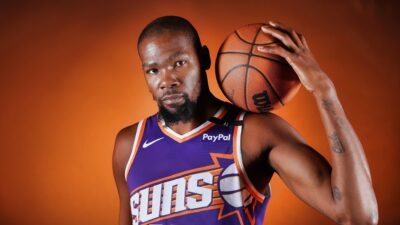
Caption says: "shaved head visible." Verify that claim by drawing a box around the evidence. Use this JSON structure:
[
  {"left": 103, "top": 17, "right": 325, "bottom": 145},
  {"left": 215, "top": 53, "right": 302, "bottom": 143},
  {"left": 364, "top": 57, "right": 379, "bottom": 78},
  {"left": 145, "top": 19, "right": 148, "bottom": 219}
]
[{"left": 137, "top": 16, "right": 202, "bottom": 54}]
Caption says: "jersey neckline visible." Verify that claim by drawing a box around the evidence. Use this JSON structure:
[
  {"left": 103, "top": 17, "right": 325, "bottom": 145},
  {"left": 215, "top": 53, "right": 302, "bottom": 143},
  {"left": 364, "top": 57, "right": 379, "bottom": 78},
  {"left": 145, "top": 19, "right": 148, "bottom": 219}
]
[{"left": 157, "top": 103, "right": 228, "bottom": 143}]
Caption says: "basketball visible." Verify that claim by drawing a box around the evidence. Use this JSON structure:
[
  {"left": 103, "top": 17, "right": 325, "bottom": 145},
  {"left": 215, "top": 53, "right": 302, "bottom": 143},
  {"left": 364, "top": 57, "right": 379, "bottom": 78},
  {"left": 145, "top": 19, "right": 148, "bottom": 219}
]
[{"left": 216, "top": 23, "right": 301, "bottom": 112}]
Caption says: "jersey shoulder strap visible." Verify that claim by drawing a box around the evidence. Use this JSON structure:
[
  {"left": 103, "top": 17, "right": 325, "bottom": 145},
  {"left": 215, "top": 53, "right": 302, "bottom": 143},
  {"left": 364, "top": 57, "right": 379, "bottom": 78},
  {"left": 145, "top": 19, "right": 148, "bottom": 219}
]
[{"left": 208, "top": 104, "right": 244, "bottom": 127}]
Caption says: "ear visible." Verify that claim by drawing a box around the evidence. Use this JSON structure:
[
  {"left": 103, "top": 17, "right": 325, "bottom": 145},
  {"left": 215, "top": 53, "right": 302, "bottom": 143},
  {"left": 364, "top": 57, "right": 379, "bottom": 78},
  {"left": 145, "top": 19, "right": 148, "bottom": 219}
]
[{"left": 200, "top": 45, "right": 211, "bottom": 70}]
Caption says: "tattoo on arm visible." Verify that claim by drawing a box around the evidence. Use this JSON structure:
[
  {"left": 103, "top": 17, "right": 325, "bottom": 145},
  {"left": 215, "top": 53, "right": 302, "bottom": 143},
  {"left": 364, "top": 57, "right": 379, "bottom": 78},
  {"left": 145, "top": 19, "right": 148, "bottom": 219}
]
[
  {"left": 322, "top": 98, "right": 347, "bottom": 129},
  {"left": 332, "top": 186, "right": 342, "bottom": 201},
  {"left": 322, "top": 99, "right": 334, "bottom": 114},
  {"left": 329, "top": 132, "right": 345, "bottom": 153}
]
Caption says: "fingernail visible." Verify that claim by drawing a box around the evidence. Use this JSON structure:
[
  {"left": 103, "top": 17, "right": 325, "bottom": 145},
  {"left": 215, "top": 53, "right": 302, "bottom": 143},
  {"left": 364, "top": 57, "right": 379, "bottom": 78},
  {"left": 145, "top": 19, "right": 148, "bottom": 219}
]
[
  {"left": 261, "top": 26, "right": 270, "bottom": 31},
  {"left": 269, "top": 21, "right": 276, "bottom": 26}
]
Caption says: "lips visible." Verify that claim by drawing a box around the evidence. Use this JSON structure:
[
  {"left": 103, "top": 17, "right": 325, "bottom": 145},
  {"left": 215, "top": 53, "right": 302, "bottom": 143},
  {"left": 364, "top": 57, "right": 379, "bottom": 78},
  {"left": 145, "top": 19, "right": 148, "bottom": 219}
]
[
  {"left": 161, "top": 93, "right": 184, "bottom": 101},
  {"left": 161, "top": 93, "right": 185, "bottom": 106}
]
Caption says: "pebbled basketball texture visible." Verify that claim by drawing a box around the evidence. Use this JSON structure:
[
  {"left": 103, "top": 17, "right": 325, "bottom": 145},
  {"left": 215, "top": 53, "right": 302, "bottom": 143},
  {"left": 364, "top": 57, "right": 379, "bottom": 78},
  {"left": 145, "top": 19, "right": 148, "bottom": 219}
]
[{"left": 216, "top": 23, "right": 301, "bottom": 112}]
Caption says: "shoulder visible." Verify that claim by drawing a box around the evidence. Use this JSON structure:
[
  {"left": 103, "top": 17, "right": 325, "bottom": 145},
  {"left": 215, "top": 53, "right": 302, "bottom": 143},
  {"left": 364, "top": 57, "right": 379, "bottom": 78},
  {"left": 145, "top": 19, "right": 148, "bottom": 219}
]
[
  {"left": 112, "top": 123, "right": 140, "bottom": 179},
  {"left": 115, "top": 123, "right": 138, "bottom": 150},
  {"left": 241, "top": 111, "right": 307, "bottom": 155}
]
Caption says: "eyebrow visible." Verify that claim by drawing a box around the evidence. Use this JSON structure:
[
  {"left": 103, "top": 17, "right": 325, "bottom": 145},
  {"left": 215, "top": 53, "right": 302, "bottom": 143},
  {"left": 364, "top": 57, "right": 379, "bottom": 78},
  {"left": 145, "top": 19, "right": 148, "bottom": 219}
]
[
  {"left": 167, "top": 50, "right": 187, "bottom": 61},
  {"left": 142, "top": 62, "right": 157, "bottom": 68},
  {"left": 142, "top": 50, "right": 188, "bottom": 68}
]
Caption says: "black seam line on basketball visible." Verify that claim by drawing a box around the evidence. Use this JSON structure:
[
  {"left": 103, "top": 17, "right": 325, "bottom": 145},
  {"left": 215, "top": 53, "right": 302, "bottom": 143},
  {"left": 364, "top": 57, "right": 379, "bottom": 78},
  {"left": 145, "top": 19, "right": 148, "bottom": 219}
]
[
  {"left": 244, "top": 27, "right": 263, "bottom": 111},
  {"left": 220, "top": 64, "right": 248, "bottom": 85},
  {"left": 220, "top": 187, "right": 246, "bottom": 195},
  {"left": 218, "top": 51, "right": 289, "bottom": 66},
  {"left": 248, "top": 65, "right": 284, "bottom": 106},
  {"left": 234, "top": 31, "right": 278, "bottom": 46}
]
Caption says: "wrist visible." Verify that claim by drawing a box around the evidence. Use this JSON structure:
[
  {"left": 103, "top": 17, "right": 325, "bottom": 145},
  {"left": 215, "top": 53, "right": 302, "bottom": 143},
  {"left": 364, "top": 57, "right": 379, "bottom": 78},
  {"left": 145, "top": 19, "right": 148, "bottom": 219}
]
[{"left": 311, "top": 77, "right": 337, "bottom": 100}]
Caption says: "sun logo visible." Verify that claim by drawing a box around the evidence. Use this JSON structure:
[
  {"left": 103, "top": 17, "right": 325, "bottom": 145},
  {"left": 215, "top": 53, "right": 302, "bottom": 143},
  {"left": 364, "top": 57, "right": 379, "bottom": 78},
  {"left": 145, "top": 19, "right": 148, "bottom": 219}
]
[
  {"left": 219, "top": 163, "right": 254, "bottom": 208},
  {"left": 128, "top": 153, "right": 258, "bottom": 225}
]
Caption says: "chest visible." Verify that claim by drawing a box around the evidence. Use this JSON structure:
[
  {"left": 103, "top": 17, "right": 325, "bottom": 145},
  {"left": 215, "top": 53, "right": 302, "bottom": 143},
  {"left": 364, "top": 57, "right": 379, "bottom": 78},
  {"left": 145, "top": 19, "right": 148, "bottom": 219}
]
[{"left": 126, "top": 119, "right": 236, "bottom": 191}]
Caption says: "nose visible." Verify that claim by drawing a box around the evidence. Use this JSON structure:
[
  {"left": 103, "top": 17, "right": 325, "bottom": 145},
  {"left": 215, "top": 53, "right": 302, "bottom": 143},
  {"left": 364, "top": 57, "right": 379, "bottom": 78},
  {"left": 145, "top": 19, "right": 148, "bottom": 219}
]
[{"left": 159, "top": 67, "right": 180, "bottom": 90}]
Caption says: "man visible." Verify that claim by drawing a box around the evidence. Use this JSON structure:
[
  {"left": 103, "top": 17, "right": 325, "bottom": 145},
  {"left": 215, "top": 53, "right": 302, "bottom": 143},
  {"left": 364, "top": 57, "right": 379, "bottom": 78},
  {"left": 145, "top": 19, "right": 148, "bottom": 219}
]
[{"left": 113, "top": 16, "right": 378, "bottom": 225}]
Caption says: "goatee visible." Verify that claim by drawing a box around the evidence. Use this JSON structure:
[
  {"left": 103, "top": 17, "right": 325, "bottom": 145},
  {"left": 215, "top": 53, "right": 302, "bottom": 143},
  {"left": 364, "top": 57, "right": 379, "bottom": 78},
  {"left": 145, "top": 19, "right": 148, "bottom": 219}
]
[{"left": 157, "top": 93, "right": 198, "bottom": 124}]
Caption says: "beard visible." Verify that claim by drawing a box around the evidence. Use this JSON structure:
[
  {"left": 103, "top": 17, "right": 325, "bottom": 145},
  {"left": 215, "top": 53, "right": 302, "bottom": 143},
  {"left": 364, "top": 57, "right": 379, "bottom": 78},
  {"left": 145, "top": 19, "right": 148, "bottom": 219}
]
[{"left": 157, "top": 92, "right": 198, "bottom": 124}]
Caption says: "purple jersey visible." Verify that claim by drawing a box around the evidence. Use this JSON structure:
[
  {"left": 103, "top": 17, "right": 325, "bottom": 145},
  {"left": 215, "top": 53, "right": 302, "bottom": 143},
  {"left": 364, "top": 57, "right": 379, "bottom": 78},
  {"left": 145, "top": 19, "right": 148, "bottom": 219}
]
[{"left": 125, "top": 104, "right": 271, "bottom": 225}]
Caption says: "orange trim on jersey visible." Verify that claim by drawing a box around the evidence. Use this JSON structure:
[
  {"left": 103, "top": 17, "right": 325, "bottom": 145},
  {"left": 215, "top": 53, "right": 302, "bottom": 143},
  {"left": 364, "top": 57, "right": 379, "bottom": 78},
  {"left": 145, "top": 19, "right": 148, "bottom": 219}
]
[
  {"left": 157, "top": 105, "right": 229, "bottom": 143},
  {"left": 216, "top": 202, "right": 245, "bottom": 225},
  {"left": 244, "top": 200, "right": 258, "bottom": 225},
  {"left": 164, "top": 190, "right": 221, "bottom": 208},
  {"left": 124, "top": 118, "right": 147, "bottom": 181},
  {"left": 172, "top": 190, "right": 219, "bottom": 198},
  {"left": 212, "top": 197, "right": 224, "bottom": 205},
  {"left": 232, "top": 112, "right": 265, "bottom": 203}
]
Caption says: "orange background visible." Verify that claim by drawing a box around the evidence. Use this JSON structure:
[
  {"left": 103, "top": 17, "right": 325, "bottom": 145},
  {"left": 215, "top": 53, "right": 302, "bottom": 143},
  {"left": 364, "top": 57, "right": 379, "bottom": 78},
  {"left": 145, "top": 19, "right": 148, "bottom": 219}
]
[{"left": 0, "top": 1, "right": 399, "bottom": 225}]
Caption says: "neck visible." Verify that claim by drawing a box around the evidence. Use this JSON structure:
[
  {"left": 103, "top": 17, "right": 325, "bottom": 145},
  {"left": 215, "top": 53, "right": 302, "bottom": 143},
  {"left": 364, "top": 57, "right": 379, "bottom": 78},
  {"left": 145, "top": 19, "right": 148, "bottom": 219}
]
[{"left": 165, "top": 88, "right": 224, "bottom": 135}]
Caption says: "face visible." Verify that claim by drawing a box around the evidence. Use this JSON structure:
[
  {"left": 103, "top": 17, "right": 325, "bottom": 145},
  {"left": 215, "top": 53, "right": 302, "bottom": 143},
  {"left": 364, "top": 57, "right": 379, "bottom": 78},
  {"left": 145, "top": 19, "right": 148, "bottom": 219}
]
[{"left": 138, "top": 31, "right": 203, "bottom": 122}]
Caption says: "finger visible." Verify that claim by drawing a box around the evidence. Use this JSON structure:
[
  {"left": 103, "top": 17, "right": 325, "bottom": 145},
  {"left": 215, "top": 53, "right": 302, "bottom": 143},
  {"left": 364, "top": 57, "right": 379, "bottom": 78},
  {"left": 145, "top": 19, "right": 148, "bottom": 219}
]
[
  {"left": 261, "top": 25, "right": 297, "bottom": 51},
  {"left": 291, "top": 30, "right": 303, "bottom": 49},
  {"left": 269, "top": 21, "right": 303, "bottom": 48},
  {"left": 268, "top": 21, "right": 290, "bottom": 32},
  {"left": 257, "top": 45, "right": 292, "bottom": 59},
  {"left": 299, "top": 34, "right": 309, "bottom": 49}
]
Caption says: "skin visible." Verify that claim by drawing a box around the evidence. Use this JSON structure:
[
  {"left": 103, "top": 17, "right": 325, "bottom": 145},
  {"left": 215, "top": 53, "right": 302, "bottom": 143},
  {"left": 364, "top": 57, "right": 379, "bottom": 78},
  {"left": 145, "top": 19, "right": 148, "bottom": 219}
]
[{"left": 113, "top": 21, "right": 378, "bottom": 225}]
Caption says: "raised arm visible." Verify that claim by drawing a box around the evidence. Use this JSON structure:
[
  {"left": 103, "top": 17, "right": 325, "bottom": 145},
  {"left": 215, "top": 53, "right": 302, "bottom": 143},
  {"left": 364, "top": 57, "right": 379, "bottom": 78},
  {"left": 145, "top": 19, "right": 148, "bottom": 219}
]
[{"left": 256, "top": 21, "right": 378, "bottom": 225}]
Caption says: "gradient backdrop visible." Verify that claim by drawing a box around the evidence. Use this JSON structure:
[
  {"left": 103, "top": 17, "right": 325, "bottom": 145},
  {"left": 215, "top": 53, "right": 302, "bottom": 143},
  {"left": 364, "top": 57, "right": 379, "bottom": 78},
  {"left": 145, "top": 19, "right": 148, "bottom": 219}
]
[{"left": 0, "top": 1, "right": 399, "bottom": 225}]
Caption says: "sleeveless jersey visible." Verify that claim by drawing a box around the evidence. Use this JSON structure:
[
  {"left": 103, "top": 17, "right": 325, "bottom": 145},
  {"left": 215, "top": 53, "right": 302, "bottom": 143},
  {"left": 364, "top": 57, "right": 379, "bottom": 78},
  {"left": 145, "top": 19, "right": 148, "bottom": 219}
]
[{"left": 125, "top": 104, "right": 271, "bottom": 225}]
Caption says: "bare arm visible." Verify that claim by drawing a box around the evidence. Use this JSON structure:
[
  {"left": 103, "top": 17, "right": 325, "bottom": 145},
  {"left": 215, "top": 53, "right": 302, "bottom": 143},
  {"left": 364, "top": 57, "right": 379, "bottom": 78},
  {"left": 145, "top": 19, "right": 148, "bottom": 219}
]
[
  {"left": 256, "top": 21, "right": 378, "bottom": 225},
  {"left": 315, "top": 87, "right": 377, "bottom": 224},
  {"left": 112, "top": 125, "right": 137, "bottom": 225}
]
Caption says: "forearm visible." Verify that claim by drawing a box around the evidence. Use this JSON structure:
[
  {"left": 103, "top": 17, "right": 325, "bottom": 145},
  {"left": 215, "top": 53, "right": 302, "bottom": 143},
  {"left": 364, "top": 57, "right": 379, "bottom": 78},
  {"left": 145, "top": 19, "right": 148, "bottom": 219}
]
[
  {"left": 256, "top": 20, "right": 378, "bottom": 224},
  {"left": 313, "top": 76, "right": 378, "bottom": 224}
]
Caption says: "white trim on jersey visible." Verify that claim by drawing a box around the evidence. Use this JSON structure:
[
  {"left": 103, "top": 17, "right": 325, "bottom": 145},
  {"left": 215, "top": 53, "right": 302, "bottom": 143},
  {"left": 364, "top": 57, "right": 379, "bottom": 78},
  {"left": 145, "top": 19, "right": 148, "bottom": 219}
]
[
  {"left": 235, "top": 111, "right": 270, "bottom": 201},
  {"left": 159, "top": 104, "right": 226, "bottom": 140},
  {"left": 125, "top": 119, "right": 144, "bottom": 181}
]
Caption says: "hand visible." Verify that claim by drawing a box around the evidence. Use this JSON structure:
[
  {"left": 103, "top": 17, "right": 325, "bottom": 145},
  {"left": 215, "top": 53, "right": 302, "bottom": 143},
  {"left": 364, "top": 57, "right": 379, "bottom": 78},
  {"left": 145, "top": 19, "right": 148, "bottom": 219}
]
[{"left": 257, "top": 21, "right": 334, "bottom": 96}]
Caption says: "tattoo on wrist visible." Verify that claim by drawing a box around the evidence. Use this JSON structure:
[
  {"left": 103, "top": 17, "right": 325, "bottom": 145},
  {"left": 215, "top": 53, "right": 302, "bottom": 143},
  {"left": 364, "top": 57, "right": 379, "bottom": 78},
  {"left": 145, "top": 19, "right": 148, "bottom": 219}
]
[
  {"left": 329, "top": 132, "right": 345, "bottom": 153},
  {"left": 332, "top": 186, "right": 342, "bottom": 201}
]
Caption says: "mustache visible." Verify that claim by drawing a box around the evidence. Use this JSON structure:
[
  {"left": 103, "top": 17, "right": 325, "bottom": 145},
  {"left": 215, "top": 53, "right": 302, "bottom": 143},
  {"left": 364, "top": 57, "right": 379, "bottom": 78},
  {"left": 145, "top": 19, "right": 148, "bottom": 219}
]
[{"left": 159, "top": 90, "right": 186, "bottom": 100}]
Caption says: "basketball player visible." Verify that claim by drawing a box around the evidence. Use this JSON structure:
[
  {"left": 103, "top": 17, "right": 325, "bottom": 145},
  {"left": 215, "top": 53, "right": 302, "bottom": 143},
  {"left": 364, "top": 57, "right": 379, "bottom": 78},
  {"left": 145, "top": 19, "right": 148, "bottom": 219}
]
[{"left": 112, "top": 16, "right": 378, "bottom": 225}]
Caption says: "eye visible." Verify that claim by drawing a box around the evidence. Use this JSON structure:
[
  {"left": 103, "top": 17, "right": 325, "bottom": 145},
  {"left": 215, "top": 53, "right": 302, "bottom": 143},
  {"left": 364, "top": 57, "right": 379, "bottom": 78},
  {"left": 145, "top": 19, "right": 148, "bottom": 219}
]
[
  {"left": 146, "top": 68, "right": 158, "bottom": 75},
  {"left": 174, "top": 60, "right": 186, "bottom": 68}
]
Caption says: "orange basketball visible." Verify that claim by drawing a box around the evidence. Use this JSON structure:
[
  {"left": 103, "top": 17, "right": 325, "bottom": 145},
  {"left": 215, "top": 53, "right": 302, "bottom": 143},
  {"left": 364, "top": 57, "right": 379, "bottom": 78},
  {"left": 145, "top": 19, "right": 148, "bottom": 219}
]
[{"left": 216, "top": 23, "right": 301, "bottom": 112}]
